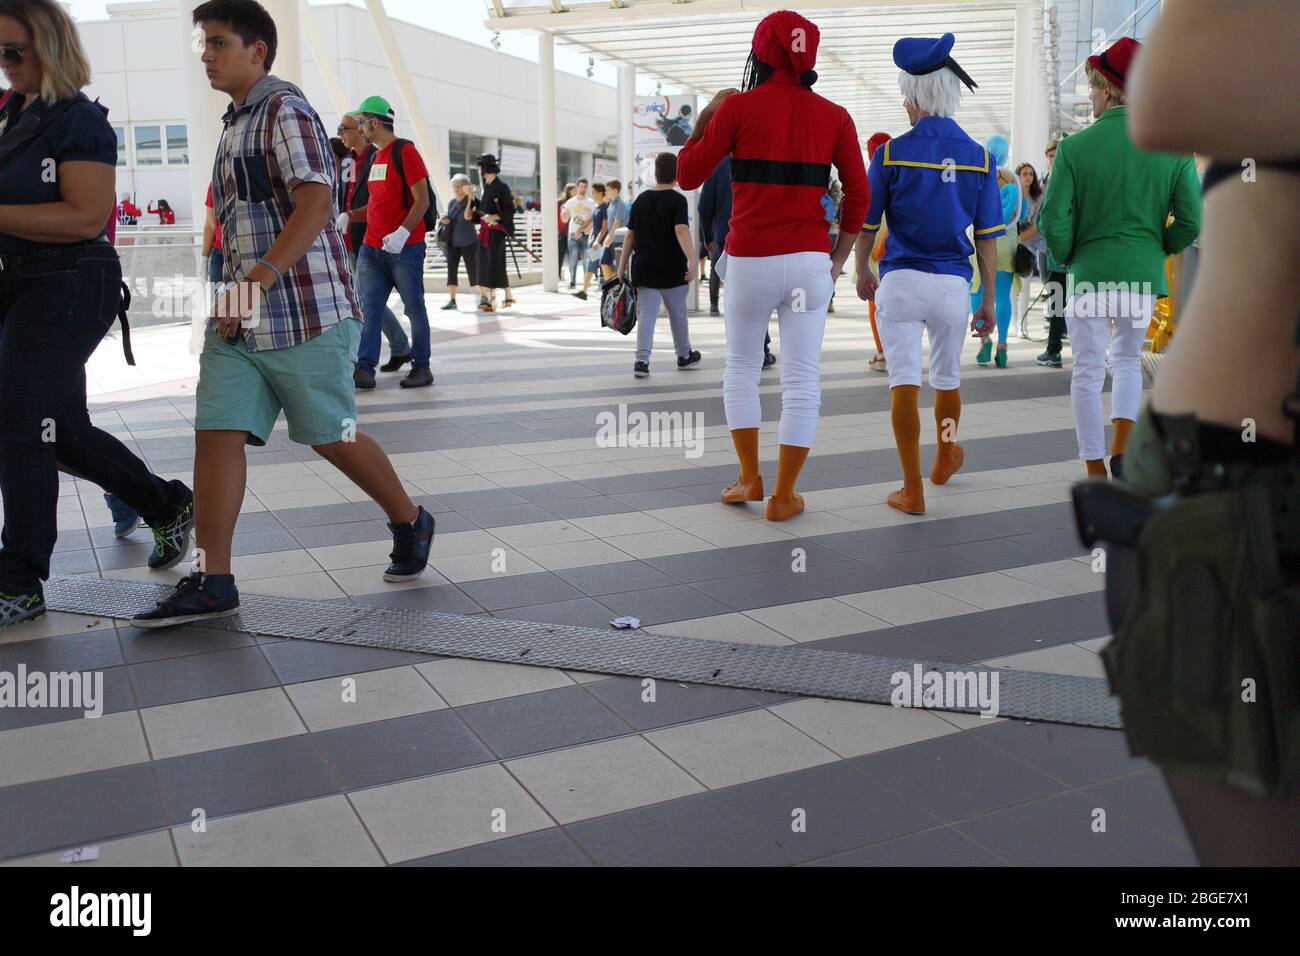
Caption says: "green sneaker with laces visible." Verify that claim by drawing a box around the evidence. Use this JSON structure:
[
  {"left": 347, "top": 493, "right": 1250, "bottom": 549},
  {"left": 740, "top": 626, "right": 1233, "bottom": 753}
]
[{"left": 0, "top": 588, "right": 45, "bottom": 628}]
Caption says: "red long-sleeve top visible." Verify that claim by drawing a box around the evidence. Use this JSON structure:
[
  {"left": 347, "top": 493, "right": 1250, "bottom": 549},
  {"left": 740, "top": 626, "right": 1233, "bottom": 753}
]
[{"left": 676, "top": 70, "right": 868, "bottom": 258}]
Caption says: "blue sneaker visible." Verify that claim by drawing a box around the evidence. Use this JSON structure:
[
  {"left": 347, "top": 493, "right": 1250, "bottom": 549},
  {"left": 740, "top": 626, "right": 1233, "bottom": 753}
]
[
  {"left": 104, "top": 493, "right": 141, "bottom": 539},
  {"left": 384, "top": 506, "right": 435, "bottom": 582},
  {"left": 0, "top": 587, "right": 45, "bottom": 628}
]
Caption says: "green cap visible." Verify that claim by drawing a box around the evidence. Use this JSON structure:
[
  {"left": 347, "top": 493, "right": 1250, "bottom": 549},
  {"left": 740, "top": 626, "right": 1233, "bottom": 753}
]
[{"left": 353, "top": 95, "right": 394, "bottom": 120}]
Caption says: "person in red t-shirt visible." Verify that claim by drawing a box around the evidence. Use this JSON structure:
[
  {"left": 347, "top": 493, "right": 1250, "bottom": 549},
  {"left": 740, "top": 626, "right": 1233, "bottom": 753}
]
[
  {"left": 201, "top": 183, "right": 223, "bottom": 288},
  {"left": 147, "top": 199, "right": 174, "bottom": 225},
  {"left": 119, "top": 194, "right": 142, "bottom": 224},
  {"left": 340, "top": 96, "right": 433, "bottom": 389},
  {"left": 676, "top": 10, "right": 867, "bottom": 522}
]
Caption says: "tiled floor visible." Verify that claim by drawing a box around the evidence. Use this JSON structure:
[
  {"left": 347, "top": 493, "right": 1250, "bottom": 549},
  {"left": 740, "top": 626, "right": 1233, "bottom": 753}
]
[{"left": 1, "top": 282, "right": 1196, "bottom": 866}]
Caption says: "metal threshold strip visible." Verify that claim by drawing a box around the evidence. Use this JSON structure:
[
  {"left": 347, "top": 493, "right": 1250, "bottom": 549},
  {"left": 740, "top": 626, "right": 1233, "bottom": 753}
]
[{"left": 44, "top": 575, "right": 1121, "bottom": 730}]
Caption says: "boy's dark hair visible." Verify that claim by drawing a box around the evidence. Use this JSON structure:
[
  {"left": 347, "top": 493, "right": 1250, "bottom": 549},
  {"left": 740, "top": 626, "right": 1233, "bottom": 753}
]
[
  {"left": 654, "top": 151, "right": 676, "bottom": 185},
  {"left": 577, "top": 177, "right": 589, "bottom": 186},
  {"left": 329, "top": 137, "right": 348, "bottom": 160},
  {"left": 192, "top": 0, "right": 278, "bottom": 71},
  {"left": 592, "top": 182, "right": 607, "bottom": 195},
  {"left": 605, "top": 179, "right": 621, "bottom": 192}
]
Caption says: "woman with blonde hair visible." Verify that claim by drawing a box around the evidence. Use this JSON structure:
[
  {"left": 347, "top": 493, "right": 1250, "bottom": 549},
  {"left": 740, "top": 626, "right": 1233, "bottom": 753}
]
[{"left": 0, "top": 0, "right": 195, "bottom": 626}]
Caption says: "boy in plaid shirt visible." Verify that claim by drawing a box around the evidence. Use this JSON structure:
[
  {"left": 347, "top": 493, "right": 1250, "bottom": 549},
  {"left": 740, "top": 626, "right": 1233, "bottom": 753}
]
[{"left": 132, "top": 0, "right": 433, "bottom": 626}]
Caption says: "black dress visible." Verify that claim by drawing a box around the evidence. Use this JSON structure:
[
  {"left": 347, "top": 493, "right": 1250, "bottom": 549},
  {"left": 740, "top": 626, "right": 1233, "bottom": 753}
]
[{"left": 477, "top": 176, "right": 515, "bottom": 290}]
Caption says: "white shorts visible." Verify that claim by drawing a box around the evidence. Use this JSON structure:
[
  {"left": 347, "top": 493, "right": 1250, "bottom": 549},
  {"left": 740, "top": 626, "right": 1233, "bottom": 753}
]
[{"left": 875, "top": 268, "right": 971, "bottom": 391}]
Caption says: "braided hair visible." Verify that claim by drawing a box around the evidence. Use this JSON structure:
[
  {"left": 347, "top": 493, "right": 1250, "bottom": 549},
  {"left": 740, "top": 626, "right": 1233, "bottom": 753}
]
[{"left": 742, "top": 50, "right": 817, "bottom": 90}]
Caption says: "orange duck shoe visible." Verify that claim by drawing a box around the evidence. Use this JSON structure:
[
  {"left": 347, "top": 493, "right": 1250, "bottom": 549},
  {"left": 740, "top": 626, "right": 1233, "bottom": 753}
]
[
  {"left": 766, "top": 493, "right": 804, "bottom": 522},
  {"left": 721, "top": 475, "right": 764, "bottom": 503},
  {"left": 930, "top": 443, "right": 964, "bottom": 485},
  {"left": 887, "top": 478, "right": 925, "bottom": 515}
]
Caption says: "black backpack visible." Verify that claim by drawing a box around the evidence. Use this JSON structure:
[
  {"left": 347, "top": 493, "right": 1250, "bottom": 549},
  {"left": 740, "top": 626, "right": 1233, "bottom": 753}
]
[{"left": 388, "top": 138, "right": 440, "bottom": 231}]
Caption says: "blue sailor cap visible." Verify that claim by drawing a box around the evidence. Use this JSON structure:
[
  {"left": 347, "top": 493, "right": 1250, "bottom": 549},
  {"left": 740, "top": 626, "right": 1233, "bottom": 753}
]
[{"left": 893, "top": 32, "right": 977, "bottom": 91}]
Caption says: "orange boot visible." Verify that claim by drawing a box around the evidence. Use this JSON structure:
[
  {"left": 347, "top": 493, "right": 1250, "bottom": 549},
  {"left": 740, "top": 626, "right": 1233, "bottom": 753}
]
[
  {"left": 721, "top": 428, "right": 764, "bottom": 502},
  {"left": 888, "top": 385, "right": 925, "bottom": 514},
  {"left": 930, "top": 387, "right": 964, "bottom": 485},
  {"left": 766, "top": 444, "right": 809, "bottom": 521}
]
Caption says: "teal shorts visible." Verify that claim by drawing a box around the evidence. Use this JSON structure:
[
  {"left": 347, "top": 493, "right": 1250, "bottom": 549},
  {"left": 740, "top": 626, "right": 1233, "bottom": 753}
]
[{"left": 195, "top": 319, "right": 361, "bottom": 447}]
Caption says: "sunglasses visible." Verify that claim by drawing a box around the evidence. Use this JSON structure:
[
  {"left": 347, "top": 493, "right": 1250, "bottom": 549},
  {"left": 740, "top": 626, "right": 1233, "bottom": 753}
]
[
  {"left": 337, "top": 123, "right": 358, "bottom": 133},
  {"left": 0, "top": 44, "right": 28, "bottom": 66}
]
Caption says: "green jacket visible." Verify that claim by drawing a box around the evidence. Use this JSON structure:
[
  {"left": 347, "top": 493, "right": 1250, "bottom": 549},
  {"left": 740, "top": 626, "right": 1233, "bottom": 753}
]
[{"left": 1039, "top": 106, "right": 1201, "bottom": 297}]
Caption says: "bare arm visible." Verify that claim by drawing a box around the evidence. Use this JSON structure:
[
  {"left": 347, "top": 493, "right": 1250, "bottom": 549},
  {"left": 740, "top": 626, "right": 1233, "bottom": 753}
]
[
  {"left": 617, "top": 228, "right": 635, "bottom": 278},
  {"left": 202, "top": 203, "right": 217, "bottom": 257},
  {"left": 0, "top": 162, "right": 114, "bottom": 243},
  {"left": 399, "top": 179, "right": 429, "bottom": 234},
  {"left": 674, "top": 223, "right": 697, "bottom": 283}
]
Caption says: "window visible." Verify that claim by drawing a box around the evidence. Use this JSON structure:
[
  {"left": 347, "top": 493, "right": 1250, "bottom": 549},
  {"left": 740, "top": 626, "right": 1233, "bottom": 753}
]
[
  {"left": 499, "top": 138, "right": 539, "bottom": 206},
  {"left": 166, "top": 124, "right": 188, "bottom": 165},
  {"left": 134, "top": 125, "right": 161, "bottom": 166},
  {"left": 112, "top": 126, "right": 126, "bottom": 166},
  {"left": 448, "top": 131, "right": 485, "bottom": 186}
]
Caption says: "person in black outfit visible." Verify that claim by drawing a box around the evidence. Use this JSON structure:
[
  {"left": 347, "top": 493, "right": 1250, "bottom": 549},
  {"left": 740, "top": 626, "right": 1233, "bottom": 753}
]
[
  {"left": 474, "top": 153, "right": 515, "bottom": 312},
  {"left": 440, "top": 173, "right": 478, "bottom": 311},
  {"left": 0, "top": 0, "right": 193, "bottom": 627}
]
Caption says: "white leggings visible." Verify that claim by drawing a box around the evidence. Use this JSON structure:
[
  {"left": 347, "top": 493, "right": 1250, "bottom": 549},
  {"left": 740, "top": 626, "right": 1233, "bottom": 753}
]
[
  {"left": 721, "top": 251, "right": 834, "bottom": 448},
  {"left": 1064, "top": 290, "right": 1153, "bottom": 460}
]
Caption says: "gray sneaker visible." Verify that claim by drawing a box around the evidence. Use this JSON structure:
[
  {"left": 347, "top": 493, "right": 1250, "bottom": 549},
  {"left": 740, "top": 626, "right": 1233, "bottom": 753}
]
[{"left": 0, "top": 587, "right": 45, "bottom": 628}]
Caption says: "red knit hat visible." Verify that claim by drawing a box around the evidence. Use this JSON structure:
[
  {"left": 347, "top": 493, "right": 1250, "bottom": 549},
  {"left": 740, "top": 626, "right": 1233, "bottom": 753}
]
[
  {"left": 1087, "top": 36, "right": 1141, "bottom": 91},
  {"left": 751, "top": 10, "right": 820, "bottom": 81},
  {"left": 866, "top": 132, "right": 891, "bottom": 160}
]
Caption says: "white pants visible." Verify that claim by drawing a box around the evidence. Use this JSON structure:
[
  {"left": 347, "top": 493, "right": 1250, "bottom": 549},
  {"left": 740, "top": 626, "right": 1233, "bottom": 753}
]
[
  {"left": 721, "top": 251, "right": 834, "bottom": 447},
  {"left": 875, "top": 268, "right": 971, "bottom": 391},
  {"left": 1064, "top": 290, "right": 1153, "bottom": 460}
]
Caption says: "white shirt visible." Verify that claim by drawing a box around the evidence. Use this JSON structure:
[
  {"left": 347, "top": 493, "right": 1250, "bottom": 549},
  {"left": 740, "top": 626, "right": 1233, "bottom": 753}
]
[{"left": 564, "top": 195, "right": 596, "bottom": 237}]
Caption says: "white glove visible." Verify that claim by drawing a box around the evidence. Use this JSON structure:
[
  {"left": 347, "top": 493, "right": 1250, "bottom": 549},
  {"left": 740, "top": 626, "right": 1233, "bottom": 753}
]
[
  {"left": 381, "top": 226, "right": 410, "bottom": 254},
  {"left": 334, "top": 211, "right": 349, "bottom": 235}
]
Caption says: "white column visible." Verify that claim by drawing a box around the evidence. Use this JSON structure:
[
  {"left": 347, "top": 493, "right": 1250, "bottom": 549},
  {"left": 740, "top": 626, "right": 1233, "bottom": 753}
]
[
  {"left": 1011, "top": 0, "right": 1049, "bottom": 170},
  {"left": 617, "top": 64, "right": 635, "bottom": 196},
  {"left": 261, "top": 0, "right": 302, "bottom": 86},
  {"left": 298, "top": 0, "right": 349, "bottom": 116},
  {"left": 180, "top": 11, "right": 229, "bottom": 240},
  {"left": 539, "top": 31, "right": 559, "bottom": 293},
  {"left": 362, "top": 0, "right": 453, "bottom": 210}
]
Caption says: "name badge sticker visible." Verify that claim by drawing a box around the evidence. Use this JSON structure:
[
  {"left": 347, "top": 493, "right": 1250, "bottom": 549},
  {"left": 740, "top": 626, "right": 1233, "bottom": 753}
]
[{"left": 368, "top": 162, "right": 388, "bottom": 182}]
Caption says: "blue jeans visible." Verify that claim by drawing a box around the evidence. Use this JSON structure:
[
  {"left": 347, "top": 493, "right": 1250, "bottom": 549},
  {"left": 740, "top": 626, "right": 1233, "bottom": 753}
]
[
  {"left": 355, "top": 243, "right": 427, "bottom": 372},
  {"left": 348, "top": 247, "right": 409, "bottom": 359},
  {"left": 566, "top": 235, "right": 588, "bottom": 286}
]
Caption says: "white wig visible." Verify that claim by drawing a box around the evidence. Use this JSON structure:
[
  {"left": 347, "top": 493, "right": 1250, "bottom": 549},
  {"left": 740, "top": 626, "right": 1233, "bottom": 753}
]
[{"left": 898, "top": 66, "right": 964, "bottom": 118}]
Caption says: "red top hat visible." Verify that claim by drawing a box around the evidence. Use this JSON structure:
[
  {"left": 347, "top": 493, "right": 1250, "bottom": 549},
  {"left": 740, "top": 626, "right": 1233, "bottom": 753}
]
[{"left": 1087, "top": 36, "right": 1141, "bottom": 91}]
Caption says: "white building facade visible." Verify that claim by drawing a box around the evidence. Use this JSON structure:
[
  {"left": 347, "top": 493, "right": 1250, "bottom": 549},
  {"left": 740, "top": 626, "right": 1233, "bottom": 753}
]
[{"left": 79, "top": 1, "right": 620, "bottom": 224}]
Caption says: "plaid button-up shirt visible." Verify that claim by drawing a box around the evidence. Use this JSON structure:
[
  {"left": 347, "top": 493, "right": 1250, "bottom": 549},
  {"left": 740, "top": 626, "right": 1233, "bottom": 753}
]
[{"left": 211, "top": 74, "right": 358, "bottom": 351}]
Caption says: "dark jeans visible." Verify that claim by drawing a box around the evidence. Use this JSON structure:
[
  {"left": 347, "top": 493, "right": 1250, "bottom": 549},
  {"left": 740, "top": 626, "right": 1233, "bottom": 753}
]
[
  {"left": 355, "top": 242, "right": 429, "bottom": 372},
  {"left": 1045, "top": 269, "right": 1068, "bottom": 354},
  {"left": 446, "top": 242, "right": 477, "bottom": 288},
  {"left": 0, "top": 242, "right": 188, "bottom": 591},
  {"left": 348, "top": 247, "right": 409, "bottom": 357}
]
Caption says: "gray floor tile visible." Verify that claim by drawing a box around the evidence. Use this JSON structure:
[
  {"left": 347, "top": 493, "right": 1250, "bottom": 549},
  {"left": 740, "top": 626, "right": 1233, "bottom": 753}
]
[
  {"left": 456, "top": 684, "right": 633, "bottom": 759},
  {"left": 118, "top": 624, "right": 256, "bottom": 664},
  {"left": 288, "top": 520, "right": 390, "bottom": 549},
  {"left": 260, "top": 639, "right": 434, "bottom": 684},
  {"left": 599, "top": 584, "right": 731, "bottom": 627},
  {"left": 859, "top": 549, "right": 989, "bottom": 589},
  {"left": 399, "top": 828, "right": 592, "bottom": 867},
  {"left": 809, "top": 628, "right": 963, "bottom": 663},
  {"left": 1082, "top": 769, "right": 1194, "bottom": 847},
  {"left": 230, "top": 528, "right": 304, "bottom": 557},
  {"left": 644, "top": 549, "right": 764, "bottom": 583},
  {"left": 459, "top": 503, "right": 558, "bottom": 529},
  {"left": 611, "top": 489, "right": 710, "bottom": 511},
  {"left": 690, "top": 571, "right": 825, "bottom": 612},
  {"left": 458, "top": 571, "right": 585, "bottom": 611},
  {"left": 805, "top": 825, "right": 1007, "bottom": 866},
  {"left": 970, "top": 721, "right": 1149, "bottom": 788},
  {"left": 274, "top": 502, "right": 372, "bottom": 529},
  {"left": 954, "top": 790, "right": 1198, "bottom": 866},
  {"left": 0, "top": 628, "right": 123, "bottom": 672},
  {"left": 545, "top": 496, "right": 638, "bottom": 520},
  {"left": 154, "top": 734, "right": 336, "bottom": 825},
  {"left": 939, "top": 537, "right": 1062, "bottom": 572},
  {"left": 314, "top": 709, "right": 493, "bottom": 791},
  {"left": 585, "top": 676, "right": 772, "bottom": 731},
  {"left": 718, "top": 760, "right": 941, "bottom": 862},
  {"left": 853, "top": 732, "right": 1065, "bottom": 823},
  {"left": 556, "top": 560, "right": 679, "bottom": 595},
  {"left": 0, "top": 764, "right": 166, "bottom": 861},
  {"left": 565, "top": 791, "right": 791, "bottom": 866},
  {"left": 50, "top": 549, "right": 100, "bottom": 574},
  {"left": 128, "top": 645, "right": 280, "bottom": 709},
  {"left": 0, "top": 665, "right": 137, "bottom": 732},
  {"left": 350, "top": 584, "right": 484, "bottom": 615}
]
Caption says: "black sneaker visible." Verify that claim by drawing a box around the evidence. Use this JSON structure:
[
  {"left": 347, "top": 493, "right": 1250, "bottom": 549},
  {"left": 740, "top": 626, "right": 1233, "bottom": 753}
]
[
  {"left": 354, "top": 367, "right": 377, "bottom": 390},
  {"left": 0, "top": 587, "right": 45, "bottom": 628},
  {"left": 146, "top": 493, "right": 194, "bottom": 571},
  {"left": 440, "top": 300, "right": 458, "bottom": 311},
  {"left": 385, "top": 506, "right": 435, "bottom": 582},
  {"left": 763, "top": 351, "right": 777, "bottom": 370},
  {"left": 399, "top": 367, "right": 434, "bottom": 388},
  {"left": 573, "top": 290, "right": 588, "bottom": 301},
  {"left": 677, "top": 350, "right": 701, "bottom": 369},
  {"left": 1109, "top": 454, "right": 1124, "bottom": 480},
  {"left": 380, "top": 352, "right": 412, "bottom": 372},
  {"left": 709, "top": 306, "right": 721, "bottom": 316},
  {"left": 1036, "top": 350, "right": 1063, "bottom": 369},
  {"left": 130, "top": 572, "right": 240, "bottom": 629},
  {"left": 633, "top": 361, "right": 650, "bottom": 378}
]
